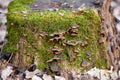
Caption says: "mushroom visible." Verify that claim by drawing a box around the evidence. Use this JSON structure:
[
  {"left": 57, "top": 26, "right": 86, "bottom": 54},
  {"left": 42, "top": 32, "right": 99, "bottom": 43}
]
[
  {"left": 39, "top": 32, "right": 48, "bottom": 38},
  {"left": 50, "top": 46, "right": 63, "bottom": 55},
  {"left": 49, "top": 33, "right": 65, "bottom": 42},
  {"left": 47, "top": 57, "right": 60, "bottom": 63},
  {"left": 50, "top": 33, "right": 60, "bottom": 37},
  {"left": 68, "top": 24, "right": 79, "bottom": 36},
  {"left": 63, "top": 41, "right": 78, "bottom": 46},
  {"left": 49, "top": 38, "right": 55, "bottom": 42},
  {"left": 50, "top": 32, "right": 66, "bottom": 37},
  {"left": 68, "top": 28, "right": 78, "bottom": 36},
  {"left": 54, "top": 36, "right": 65, "bottom": 41}
]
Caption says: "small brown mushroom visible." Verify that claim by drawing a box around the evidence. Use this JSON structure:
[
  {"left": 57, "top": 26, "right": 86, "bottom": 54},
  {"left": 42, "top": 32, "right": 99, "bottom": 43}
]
[
  {"left": 68, "top": 24, "right": 79, "bottom": 36},
  {"left": 55, "top": 36, "right": 65, "bottom": 41},
  {"left": 68, "top": 28, "right": 78, "bottom": 36},
  {"left": 49, "top": 33, "right": 65, "bottom": 42},
  {"left": 47, "top": 57, "right": 60, "bottom": 63},
  {"left": 39, "top": 32, "right": 48, "bottom": 38},
  {"left": 50, "top": 33, "right": 60, "bottom": 37},
  {"left": 50, "top": 32, "right": 66, "bottom": 37},
  {"left": 63, "top": 41, "right": 78, "bottom": 46},
  {"left": 50, "top": 46, "right": 63, "bottom": 54},
  {"left": 49, "top": 38, "right": 54, "bottom": 42}
]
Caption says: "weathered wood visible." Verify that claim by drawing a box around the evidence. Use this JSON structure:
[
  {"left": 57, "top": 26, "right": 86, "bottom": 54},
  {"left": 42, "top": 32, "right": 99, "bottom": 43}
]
[{"left": 101, "top": 0, "right": 120, "bottom": 71}]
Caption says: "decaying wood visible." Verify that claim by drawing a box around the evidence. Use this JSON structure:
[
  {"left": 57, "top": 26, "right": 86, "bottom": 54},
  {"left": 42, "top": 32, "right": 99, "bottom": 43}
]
[
  {"left": 10, "top": 37, "right": 34, "bottom": 70},
  {"left": 101, "top": 0, "right": 120, "bottom": 71}
]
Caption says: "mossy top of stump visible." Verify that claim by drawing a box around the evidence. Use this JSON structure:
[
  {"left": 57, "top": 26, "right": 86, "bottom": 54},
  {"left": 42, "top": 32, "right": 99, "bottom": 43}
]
[{"left": 5, "top": 0, "right": 108, "bottom": 71}]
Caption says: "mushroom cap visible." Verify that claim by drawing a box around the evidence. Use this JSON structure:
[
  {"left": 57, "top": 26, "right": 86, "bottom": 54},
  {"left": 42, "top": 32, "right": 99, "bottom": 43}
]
[
  {"left": 47, "top": 57, "right": 60, "bottom": 63},
  {"left": 50, "top": 46, "right": 63, "bottom": 54},
  {"left": 50, "top": 33, "right": 60, "bottom": 37},
  {"left": 64, "top": 41, "right": 77, "bottom": 46}
]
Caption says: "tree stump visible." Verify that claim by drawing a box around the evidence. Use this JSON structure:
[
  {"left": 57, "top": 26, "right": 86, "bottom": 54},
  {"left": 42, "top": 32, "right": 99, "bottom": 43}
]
[{"left": 4, "top": 0, "right": 108, "bottom": 72}]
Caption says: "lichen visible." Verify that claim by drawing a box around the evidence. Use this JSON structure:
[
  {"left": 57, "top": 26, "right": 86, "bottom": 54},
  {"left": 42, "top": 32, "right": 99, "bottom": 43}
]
[{"left": 4, "top": 0, "right": 108, "bottom": 71}]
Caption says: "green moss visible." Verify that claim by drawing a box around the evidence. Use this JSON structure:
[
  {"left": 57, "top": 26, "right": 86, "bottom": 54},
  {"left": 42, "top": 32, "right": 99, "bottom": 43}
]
[{"left": 4, "top": 0, "right": 108, "bottom": 71}]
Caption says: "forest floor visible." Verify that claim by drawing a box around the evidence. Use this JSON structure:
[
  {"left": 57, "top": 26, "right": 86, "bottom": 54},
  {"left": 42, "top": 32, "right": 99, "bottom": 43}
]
[{"left": 30, "top": 0, "right": 104, "bottom": 10}]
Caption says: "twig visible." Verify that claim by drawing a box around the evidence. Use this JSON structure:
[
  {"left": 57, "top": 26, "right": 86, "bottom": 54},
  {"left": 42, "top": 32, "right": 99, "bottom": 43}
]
[{"left": 7, "top": 52, "right": 14, "bottom": 63}]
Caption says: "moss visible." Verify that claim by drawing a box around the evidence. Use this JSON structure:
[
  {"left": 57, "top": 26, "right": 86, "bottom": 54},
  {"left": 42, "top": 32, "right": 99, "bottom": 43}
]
[{"left": 4, "top": 0, "right": 108, "bottom": 71}]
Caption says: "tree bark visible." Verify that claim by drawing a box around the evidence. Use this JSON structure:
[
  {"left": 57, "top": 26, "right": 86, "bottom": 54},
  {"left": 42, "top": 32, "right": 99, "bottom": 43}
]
[{"left": 101, "top": 0, "right": 120, "bottom": 71}]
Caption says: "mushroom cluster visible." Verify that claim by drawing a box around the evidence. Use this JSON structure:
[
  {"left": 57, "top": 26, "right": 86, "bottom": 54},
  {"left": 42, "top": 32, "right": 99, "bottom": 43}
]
[
  {"left": 68, "top": 24, "right": 79, "bottom": 36},
  {"left": 45, "top": 23, "right": 90, "bottom": 66},
  {"left": 49, "top": 33, "right": 65, "bottom": 42}
]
